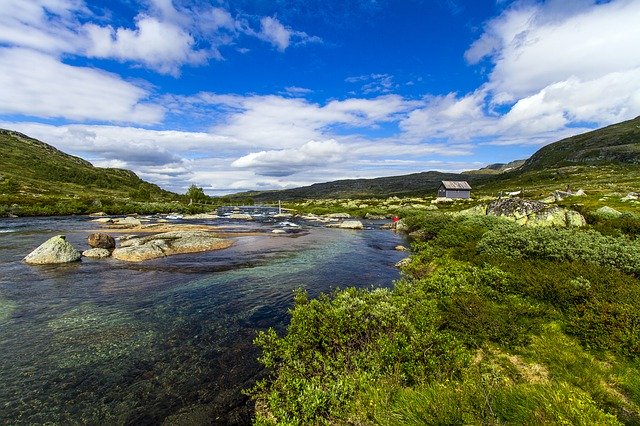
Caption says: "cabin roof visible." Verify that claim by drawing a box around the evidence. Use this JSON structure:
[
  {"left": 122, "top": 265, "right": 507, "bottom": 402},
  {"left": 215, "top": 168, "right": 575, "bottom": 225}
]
[{"left": 440, "top": 181, "right": 472, "bottom": 190}]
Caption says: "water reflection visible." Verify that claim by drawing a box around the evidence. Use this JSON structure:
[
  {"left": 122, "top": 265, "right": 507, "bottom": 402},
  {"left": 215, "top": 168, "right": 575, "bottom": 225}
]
[{"left": 0, "top": 217, "right": 406, "bottom": 424}]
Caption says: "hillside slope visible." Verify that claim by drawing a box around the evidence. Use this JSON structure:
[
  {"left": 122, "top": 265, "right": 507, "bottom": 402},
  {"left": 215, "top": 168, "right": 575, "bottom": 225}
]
[
  {"left": 0, "top": 129, "right": 172, "bottom": 199},
  {"left": 521, "top": 116, "right": 640, "bottom": 171}
]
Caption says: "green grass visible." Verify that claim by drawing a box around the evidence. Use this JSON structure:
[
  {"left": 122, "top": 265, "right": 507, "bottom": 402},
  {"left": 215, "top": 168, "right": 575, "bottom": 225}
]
[{"left": 249, "top": 212, "right": 640, "bottom": 425}]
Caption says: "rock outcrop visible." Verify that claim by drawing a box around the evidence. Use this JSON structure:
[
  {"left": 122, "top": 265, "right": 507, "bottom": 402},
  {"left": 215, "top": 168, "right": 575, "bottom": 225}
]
[
  {"left": 112, "top": 231, "right": 233, "bottom": 262},
  {"left": 457, "top": 198, "right": 585, "bottom": 227},
  {"left": 87, "top": 233, "right": 116, "bottom": 250},
  {"left": 594, "top": 206, "right": 623, "bottom": 218},
  {"left": 24, "top": 235, "right": 82, "bottom": 264},
  {"left": 332, "top": 220, "right": 364, "bottom": 230}
]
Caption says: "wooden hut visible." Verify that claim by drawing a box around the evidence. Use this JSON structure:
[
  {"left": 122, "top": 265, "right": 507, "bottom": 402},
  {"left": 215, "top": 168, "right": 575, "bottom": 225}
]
[{"left": 437, "top": 181, "right": 471, "bottom": 199}]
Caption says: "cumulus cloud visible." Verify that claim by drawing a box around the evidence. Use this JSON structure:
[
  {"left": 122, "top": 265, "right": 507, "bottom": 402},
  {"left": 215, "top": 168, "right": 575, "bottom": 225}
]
[
  {"left": 0, "top": 48, "right": 163, "bottom": 123},
  {"left": 232, "top": 139, "right": 346, "bottom": 176},
  {"left": 0, "top": 1, "right": 321, "bottom": 77},
  {"left": 84, "top": 17, "right": 209, "bottom": 76},
  {"left": 466, "top": 0, "right": 640, "bottom": 101},
  {"left": 256, "top": 16, "right": 321, "bottom": 51}
]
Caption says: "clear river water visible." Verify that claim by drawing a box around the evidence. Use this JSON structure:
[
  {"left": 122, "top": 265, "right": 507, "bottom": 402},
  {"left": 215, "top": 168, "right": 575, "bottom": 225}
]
[{"left": 0, "top": 216, "right": 407, "bottom": 425}]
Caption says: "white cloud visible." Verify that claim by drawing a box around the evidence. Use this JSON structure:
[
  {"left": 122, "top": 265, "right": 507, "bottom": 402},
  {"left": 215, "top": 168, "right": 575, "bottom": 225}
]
[
  {"left": 0, "top": 1, "right": 320, "bottom": 77},
  {"left": 259, "top": 17, "right": 291, "bottom": 51},
  {"left": 467, "top": 0, "right": 640, "bottom": 101},
  {"left": 256, "top": 16, "right": 321, "bottom": 51},
  {"left": 232, "top": 139, "right": 346, "bottom": 176},
  {"left": 345, "top": 73, "right": 397, "bottom": 94},
  {"left": 84, "top": 17, "right": 208, "bottom": 76},
  {"left": 0, "top": 48, "right": 163, "bottom": 123}
]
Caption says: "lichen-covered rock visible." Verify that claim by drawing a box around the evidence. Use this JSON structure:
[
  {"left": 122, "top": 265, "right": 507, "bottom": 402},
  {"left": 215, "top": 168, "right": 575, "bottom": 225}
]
[
  {"left": 566, "top": 210, "right": 587, "bottom": 227},
  {"left": 595, "top": 206, "right": 622, "bottom": 218},
  {"left": 24, "top": 235, "right": 82, "bottom": 264},
  {"left": 456, "top": 198, "right": 585, "bottom": 228},
  {"left": 487, "top": 198, "right": 547, "bottom": 218},
  {"left": 527, "top": 207, "right": 568, "bottom": 227},
  {"left": 82, "top": 248, "right": 112, "bottom": 259},
  {"left": 457, "top": 204, "right": 488, "bottom": 216},
  {"left": 87, "top": 233, "right": 116, "bottom": 250}
]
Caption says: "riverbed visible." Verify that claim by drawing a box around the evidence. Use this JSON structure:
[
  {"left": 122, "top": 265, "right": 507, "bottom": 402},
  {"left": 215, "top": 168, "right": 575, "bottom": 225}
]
[{"left": 0, "top": 216, "right": 407, "bottom": 424}]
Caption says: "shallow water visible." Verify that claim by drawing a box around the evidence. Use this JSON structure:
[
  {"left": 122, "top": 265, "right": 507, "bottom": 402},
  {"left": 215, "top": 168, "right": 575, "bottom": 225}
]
[{"left": 0, "top": 216, "right": 407, "bottom": 424}]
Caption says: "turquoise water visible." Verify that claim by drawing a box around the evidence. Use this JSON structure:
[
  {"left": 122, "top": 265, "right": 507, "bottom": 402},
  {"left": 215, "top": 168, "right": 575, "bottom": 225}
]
[{"left": 0, "top": 216, "right": 406, "bottom": 424}]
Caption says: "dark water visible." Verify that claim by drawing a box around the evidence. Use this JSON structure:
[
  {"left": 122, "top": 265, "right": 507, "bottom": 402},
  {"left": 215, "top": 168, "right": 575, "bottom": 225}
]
[{"left": 0, "top": 216, "right": 407, "bottom": 425}]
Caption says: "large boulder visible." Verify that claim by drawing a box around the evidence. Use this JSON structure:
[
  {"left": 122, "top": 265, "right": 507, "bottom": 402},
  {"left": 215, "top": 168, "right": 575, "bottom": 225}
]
[
  {"left": 458, "top": 198, "right": 586, "bottom": 228},
  {"left": 595, "top": 206, "right": 623, "bottom": 218},
  {"left": 87, "top": 233, "right": 116, "bottom": 250},
  {"left": 112, "top": 231, "right": 233, "bottom": 262},
  {"left": 24, "top": 235, "right": 82, "bottom": 264}
]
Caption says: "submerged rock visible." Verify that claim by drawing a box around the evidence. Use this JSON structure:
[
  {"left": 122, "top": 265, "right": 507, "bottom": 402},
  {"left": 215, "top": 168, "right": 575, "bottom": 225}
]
[
  {"left": 325, "top": 212, "right": 351, "bottom": 219},
  {"left": 112, "top": 231, "right": 233, "bottom": 262},
  {"left": 82, "top": 248, "right": 112, "bottom": 259},
  {"left": 227, "top": 213, "right": 253, "bottom": 220},
  {"left": 24, "top": 235, "right": 82, "bottom": 264},
  {"left": 87, "top": 233, "right": 116, "bottom": 250}
]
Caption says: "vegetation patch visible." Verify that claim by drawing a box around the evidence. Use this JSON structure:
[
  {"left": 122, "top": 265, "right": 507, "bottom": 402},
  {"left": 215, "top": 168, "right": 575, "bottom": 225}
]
[{"left": 249, "top": 211, "right": 640, "bottom": 424}]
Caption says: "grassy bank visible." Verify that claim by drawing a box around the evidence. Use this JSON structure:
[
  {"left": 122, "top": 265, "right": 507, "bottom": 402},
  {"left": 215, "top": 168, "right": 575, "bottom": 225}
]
[{"left": 249, "top": 211, "right": 640, "bottom": 425}]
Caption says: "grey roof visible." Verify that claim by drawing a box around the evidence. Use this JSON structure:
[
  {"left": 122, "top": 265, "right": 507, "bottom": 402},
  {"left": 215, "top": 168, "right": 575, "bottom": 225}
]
[{"left": 440, "top": 181, "right": 472, "bottom": 190}]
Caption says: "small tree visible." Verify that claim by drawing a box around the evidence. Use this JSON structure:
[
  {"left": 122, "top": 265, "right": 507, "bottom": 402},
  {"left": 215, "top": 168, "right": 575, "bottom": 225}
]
[{"left": 185, "top": 184, "right": 207, "bottom": 203}]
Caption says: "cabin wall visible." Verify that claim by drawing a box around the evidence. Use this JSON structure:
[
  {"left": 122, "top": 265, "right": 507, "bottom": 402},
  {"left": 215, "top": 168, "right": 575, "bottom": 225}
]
[{"left": 445, "top": 190, "right": 470, "bottom": 199}]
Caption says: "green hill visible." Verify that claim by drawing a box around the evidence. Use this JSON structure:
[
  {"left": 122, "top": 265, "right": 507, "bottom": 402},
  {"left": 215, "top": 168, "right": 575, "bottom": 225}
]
[
  {"left": 521, "top": 116, "right": 640, "bottom": 171},
  {"left": 0, "top": 129, "right": 179, "bottom": 215}
]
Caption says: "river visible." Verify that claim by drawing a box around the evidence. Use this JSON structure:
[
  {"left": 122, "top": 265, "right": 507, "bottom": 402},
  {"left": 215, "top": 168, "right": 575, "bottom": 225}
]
[{"left": 0, "top": 215, "right": 407, "bottom": 425}]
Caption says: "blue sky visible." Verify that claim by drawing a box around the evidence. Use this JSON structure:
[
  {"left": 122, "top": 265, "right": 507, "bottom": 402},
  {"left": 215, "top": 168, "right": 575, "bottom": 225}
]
[{"left": 1, "top": 0, "right": 639, "bottom": 194}]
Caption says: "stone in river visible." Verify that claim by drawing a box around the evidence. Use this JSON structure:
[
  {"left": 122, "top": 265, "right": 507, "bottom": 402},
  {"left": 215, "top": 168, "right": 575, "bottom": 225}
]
[
  {"left": 24, "top": 235, "right": 82, "bottom": 264},
  {"left": 87, "top": 233, "right": 116, "bottom": 250},
  {"left": 82, "top": 248, "right": 112, "bottom": 259},
  {"left": 112, "top": 231, "right": 233, "bottom": 262},
  {"left": 338, "top": 220, "right": 364, "bottom": 230}
]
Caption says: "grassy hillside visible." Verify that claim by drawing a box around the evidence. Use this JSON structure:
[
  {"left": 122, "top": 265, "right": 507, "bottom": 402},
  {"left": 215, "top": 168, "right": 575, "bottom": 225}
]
[
  {"left": 521, "top": 116, "right": 640, "bottom": 171},
  {"left": 0, "top": 129, "right": 197, "bottom": 216}
]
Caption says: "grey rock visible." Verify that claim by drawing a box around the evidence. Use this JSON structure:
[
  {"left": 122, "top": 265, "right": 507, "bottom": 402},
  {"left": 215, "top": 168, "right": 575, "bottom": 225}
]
[
  {"left": 82, "top": 248, "right": 111, "bottom": 259},
  {"left": 112, "top": 231, "right": 233, "bottom": 262},
  {"left": 338, "top": 220, "right": 364, "bottom": 229},
  {"left": 24, "top": 235, "right": 82, "bottom": 264}
]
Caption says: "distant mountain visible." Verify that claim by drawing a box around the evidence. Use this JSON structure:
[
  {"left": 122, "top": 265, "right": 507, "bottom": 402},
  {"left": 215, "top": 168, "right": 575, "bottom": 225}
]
[
  {"left": 242, "top": 171, "right": 496, "bottom": 201},
  {"left": 0, "top": 129, "right": 173, "bottom": 200},
  {"left": 465, "top": 159, "right": 526, "bottom": 175},
  {"left": 520, "top": 116, "right": 640, "bottom": 171},
  {"left": 241, "top": 116, "right": 640, "bottom": 201}
]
